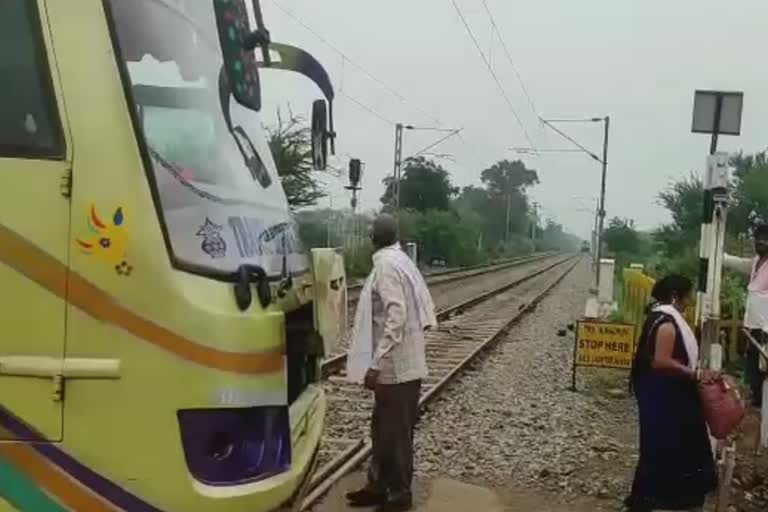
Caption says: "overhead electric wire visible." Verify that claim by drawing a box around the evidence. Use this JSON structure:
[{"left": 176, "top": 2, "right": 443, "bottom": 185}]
[
  {"left": 270, "top": 0, "right": 443, "bottom": 126},
  {"left": 339, "top": 91, "right": 395, "bottom": 126},
  {"left": 481, "top": 0, "right": 538, "bottom": 121},
  {"left": 451, "top": 0, "right": 537, "bottom": 153},
  {"left": 408, "top": 129, "right": 464, "bottom": 160},
  {"left": 511, "top": 148, "right": 585, "bottom": 155},
  {"left": 269, "top": 0, "right": 496, "bottom": 173},
  {"left": 540, "top": 119, "right": 602, "bottom": 162},
  {"left": 542, "top": 118, "right": 603, "bottom": 123}
]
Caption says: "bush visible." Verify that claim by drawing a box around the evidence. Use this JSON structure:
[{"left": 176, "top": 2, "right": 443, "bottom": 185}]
[
  {"left": 344, "top": 242, "right": 373, "bottom": 279},
  {"left": 399, "top": 209, "right": 485, "bottom": 267}
]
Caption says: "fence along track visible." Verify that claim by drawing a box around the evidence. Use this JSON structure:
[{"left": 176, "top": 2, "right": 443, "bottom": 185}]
[
  {"left": 301, "top": 255, "right": 580, "bottom": 510},
  {"left": 325, "top": 253, "right": 565, "bottom": 377}
]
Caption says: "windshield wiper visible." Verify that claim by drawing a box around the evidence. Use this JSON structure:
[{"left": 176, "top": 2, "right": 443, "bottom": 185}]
[{"left": 231, "top": 264, "right": 272, "bottom": 312}]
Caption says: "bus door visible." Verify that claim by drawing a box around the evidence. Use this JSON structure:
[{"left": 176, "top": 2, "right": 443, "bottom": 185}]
[
  {"left": 312, "top": 248, "right": 347, "bottom": 357},
  {"left": 0, "top": 0, "right": 71, "bottom": 441}
]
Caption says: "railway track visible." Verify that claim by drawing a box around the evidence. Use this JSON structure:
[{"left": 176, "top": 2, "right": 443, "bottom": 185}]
[
  {"left": 300, "top": 254, "right": 580, "bottom": 510},
  {"left": 345, "top": 252, "right": 556, "bottom": 304},
  {"left": 326, "top": 253, "right": 563, "bottom": 374}
]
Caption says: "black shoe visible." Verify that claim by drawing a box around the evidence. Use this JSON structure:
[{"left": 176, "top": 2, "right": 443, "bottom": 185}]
[
  {"left": 346, "top": 487, "right": 387, "bottom": 507},
  {"left": 375, "top": 491, "right": 413, "bottom": 512}
]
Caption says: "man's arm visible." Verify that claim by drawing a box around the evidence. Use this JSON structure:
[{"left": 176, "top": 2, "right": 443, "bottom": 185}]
[
  {"left": 723, "top": 253, "right": 752, "bottom": 276},
  {"left": 370, "top": 263, "right": 406, "bottom": 370}
]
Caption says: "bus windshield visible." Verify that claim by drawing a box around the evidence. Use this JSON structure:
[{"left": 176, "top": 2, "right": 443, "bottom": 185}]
[{"left": 107, "top": 0, "right": 308, "bottom": 277}]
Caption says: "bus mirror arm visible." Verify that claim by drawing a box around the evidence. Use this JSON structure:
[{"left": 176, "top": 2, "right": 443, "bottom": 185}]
[
  {"left": 328, "top": 101, "right": 336, "bottom": 155},
  {"left": 232, "top": 264, "right": 272, "bottom": 311},
  {"left": 258, "top": 43, "right": 336, "bottom": 155},
  {"left": 242, "top": 29, "right": 270, "bottom": 52}
]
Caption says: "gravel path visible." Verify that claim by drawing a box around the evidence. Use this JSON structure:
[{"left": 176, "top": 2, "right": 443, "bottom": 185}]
[
  {"left": 413, "top": 259, "right": 639, "bottom": 511},
  {"left": 314, "top": 259, "right": 575, "bottom": 474}
]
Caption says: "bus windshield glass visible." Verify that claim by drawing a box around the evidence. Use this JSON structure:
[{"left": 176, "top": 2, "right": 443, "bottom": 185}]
[{"left": 107, "top": 0, "right": 307, "bottom": 277}]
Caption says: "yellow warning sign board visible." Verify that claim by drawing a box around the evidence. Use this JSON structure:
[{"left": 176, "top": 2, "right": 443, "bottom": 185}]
[{"left": 575, "top": 321, "right": 636, "bottom": 370}]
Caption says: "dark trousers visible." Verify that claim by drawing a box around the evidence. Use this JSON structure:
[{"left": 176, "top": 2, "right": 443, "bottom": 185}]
[
  {"left": 368, "top": 379, "right": 421, "bottom": 496},
  {"left": 747, "top": 330, "right": 767, "bottom": 406}
]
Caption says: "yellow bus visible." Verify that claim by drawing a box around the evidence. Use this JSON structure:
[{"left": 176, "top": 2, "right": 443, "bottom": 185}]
[{"left": 0, "top": 1, "right": 345, "bottom": 510}]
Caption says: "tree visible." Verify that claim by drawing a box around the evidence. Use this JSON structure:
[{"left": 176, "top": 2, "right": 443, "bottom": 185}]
[
  {"left": 266, "top": 111, "right": 326, "bottom": 210},
  {"left": 730, "top": 151, "right": 768, "bottom": 235},
  {"left": 603, "top": 217, "right": 642, "bottom": 255},
  {"left": 398, "top": 209, "right": 482, "bottom": 267},
  {"left": 295, "top": 209, "right": 374, "bottom": 277},
  {"left": 537, "top": 220, "right": 579, "bottom": 252},
  {"left": 480, "top": 159, "right": 539, "bottom": 196},
  {"left": 602, "top": 217, "right": 653, "bottom": 273},
  {"left": 453, "top": 186, "right": 495, "bottom": 251},
  {"left": 453, "top": 162, "right": 539, "bottom": 255},
  {"left": 380, "top": 157, "right": 458, "bottom": 211},
  {"left": 655, "top": 173, "right": 703, "bottom": 257},
  {"left": 480, "top": 160, "right": 539, "bottom": 242}
]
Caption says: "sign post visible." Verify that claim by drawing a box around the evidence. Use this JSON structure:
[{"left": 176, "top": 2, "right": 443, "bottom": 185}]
[
  {"left": 572, "top": 320, "right": 636, "bottom": 391},
  {"left": 691, "top": 89, "right": 744, "bottom": 512},
  {"left": 691, "top": 90, "right": 744, "bottom": 370}
]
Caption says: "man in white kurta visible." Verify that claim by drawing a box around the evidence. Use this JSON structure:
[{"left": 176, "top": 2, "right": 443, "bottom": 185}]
[{"left": 346, "top": 215, "right": 436, "bottom": 512}]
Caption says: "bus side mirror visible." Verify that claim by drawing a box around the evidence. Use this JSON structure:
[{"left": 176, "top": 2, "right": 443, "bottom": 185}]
[
  {"left": 312, "top": 100, "right": 329, "bottom": 170},
  {"left": 213, "top": 0, "right": 262, "bottom": 111}
]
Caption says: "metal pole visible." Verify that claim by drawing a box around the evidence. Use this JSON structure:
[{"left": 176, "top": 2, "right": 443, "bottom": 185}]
[
  {"left": 505, "top": 192, "right": 511, "bottom": 244},
  {"left": 393, "top": 123, "right": 404, "bottom": 235},
  {"left": 250, "top": 1, "right": 271, "bottom": 65},
  {"left": 326, "top": 195, "right": 333, "bottom": 247},
  {"left": 593, "top": 198, "right": 599, "bottom": 264},
  {"left": 699, "top": 95, "right": 724, "bottom": 369},
  {"left": 697, "top": 95, "right": 732, "bottom": 512},
  {"left": 710, "top": 95, "right": 723, "bottom": 156},
  {"left": 595, "top": 116, "right": 610, "bottom": 291}
]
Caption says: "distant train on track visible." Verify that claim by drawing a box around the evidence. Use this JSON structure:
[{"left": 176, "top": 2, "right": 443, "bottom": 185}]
[{"left": 581, "top": 241, "right": 591, "bottom": 253}]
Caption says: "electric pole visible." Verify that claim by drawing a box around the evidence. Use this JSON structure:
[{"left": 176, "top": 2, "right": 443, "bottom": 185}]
[
  {"left": 595, "top": 116, "right": 610, "bottom": 290},
  {"left": 393, "top": 123, "right": 404, "bottom": 217},
  {"left": 505, "top": 189, "right": 511, "bottom": 244},
  {"left": 540, "top": 116, "right": 611, "bottom": 290}
]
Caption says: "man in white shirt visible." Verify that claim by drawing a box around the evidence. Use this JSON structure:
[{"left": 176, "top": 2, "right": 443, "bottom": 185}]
[
  {"left": 723, "top": 224, "right": 768, "bottom": 407},
  {"left": 346, "top": 215, "right": 435, "bottom": 512}
]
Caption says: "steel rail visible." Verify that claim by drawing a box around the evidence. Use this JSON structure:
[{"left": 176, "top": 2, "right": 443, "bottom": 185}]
[
  {"left": 322, "top": 254, "right": 572, "bottom": 377},
  {"left": 300, "top": 256, "right": 580, "bottom": 510},
  {"left": 345, "top": 252, "right": 556, "bottom": 295}
]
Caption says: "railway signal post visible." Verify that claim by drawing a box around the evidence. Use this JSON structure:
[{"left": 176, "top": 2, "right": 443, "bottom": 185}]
[
  {"left": 690, "top": 90, "right": 744, "bottom": 371},
  {"left": 690, "top": 89, "right": 744, "bottom": 512}
]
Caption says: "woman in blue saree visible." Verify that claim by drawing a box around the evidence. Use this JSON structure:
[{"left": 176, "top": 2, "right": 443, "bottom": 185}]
[{"left": 625, "top": 275, "right": 717, "bottom": 511}]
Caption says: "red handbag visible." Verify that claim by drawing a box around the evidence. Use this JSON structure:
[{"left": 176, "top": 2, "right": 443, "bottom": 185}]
[{"left": 698, "top": 374, "right": 746, "bottom": 440}]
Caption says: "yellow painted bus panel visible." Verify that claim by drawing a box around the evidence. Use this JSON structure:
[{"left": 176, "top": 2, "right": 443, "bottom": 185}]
[
  {"left": 0, "top": 0, "right": 332, "bottom": 510},
  {"left": 0, "top": 0, "right": 70, "bottom": 441}
]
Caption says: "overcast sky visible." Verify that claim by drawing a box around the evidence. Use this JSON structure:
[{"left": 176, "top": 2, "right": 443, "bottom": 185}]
[{"left": 256, "top": 0, "right": 768, "bottom": 239}]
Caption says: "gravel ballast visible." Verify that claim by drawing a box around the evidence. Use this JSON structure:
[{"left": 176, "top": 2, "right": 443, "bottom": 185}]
[{"left": 413, "top": 260, "right": 638, "bottom": 510}]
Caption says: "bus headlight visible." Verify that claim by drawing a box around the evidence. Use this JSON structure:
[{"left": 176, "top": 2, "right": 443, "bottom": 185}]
[{"left": 177, "top": 406, "right": 291, "bottom": 485}]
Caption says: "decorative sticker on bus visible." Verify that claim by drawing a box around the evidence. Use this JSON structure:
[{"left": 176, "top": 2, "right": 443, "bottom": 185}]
[
  {"left": 196, "top": 218, "right": 227, "bottom": 259},
  {"left": 76, "top": 205, "right": 133, "bottom": 276}
]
